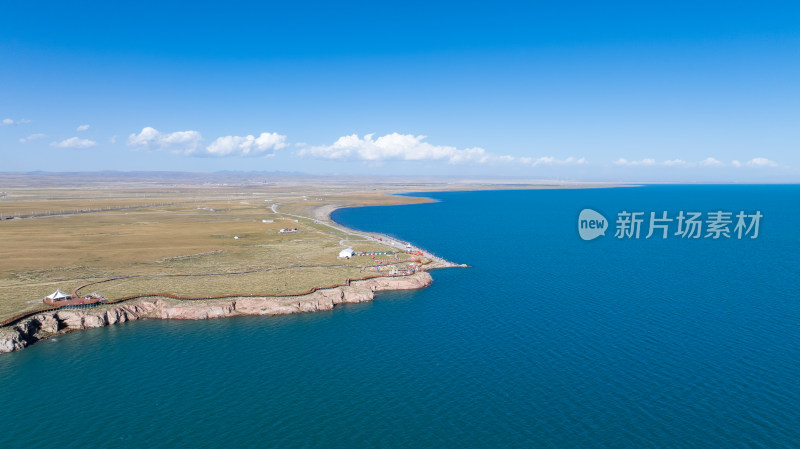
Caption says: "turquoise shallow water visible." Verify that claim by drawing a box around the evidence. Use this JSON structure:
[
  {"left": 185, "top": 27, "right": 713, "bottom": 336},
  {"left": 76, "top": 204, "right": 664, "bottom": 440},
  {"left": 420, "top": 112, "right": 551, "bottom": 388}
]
[{"left": 1, "top": 186, "right": 799, "bottom": 448}]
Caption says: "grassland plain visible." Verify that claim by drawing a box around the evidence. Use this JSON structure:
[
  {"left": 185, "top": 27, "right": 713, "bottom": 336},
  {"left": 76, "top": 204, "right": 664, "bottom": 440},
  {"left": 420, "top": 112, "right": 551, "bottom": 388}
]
[{"left": 0, "top": 173, "right": 618, "bottom": 322}]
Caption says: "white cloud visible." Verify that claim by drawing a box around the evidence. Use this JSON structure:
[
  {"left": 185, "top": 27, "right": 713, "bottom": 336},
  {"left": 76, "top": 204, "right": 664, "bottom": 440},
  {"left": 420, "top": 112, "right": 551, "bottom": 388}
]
[
  {"left": 615, "top": 157, "right": 713, "bottom": 167},
  {"left": 699, "top": 157, "right": 722, "bottom": 166},
  {"left": 615, "top": 157, "right": 722, "bottom": 167},
  {"left": 733, "top": 158, "right": 779, "bottom": 168},
  {"left": 51, "top": 137, "right": 96, "bottom": 149},
  {"left": 109, "top": 135, "right": 118, "bottom": 144},
  {"left": 299, "top": 133, "right": 491, "bottom": 164},
  {"left": 128, "top": 126, "right": 203, "bottom": 154},
  {"left": 299, "top": 133, "right": 591, "bottom": 168},
  {"left": 19, "top": 133, "right": 47, "bottom": 143},
  {"left": 77, "top": 124, "right": 90, "bottom": 131},
  {"left": 127, "top": 127, "right": 288, "bottom": 157},
  {"left": 519, "top": 156, "right": 587, "bottom": 166},
  {"left": 1, "top": 118, "right": 31, "bottom": 126},
  {"left": 745, "top": 157, "right": 778, "bottom": 167},
  {"left": 202, "top": 132, "right": 287, "bottom": 157},
  {"left": 614, "top": 158, "right": 657, "bottom": 166},
  {"left": 449, "top": 147, "right": 490, "bottom": 163},
  {"left": 614, "top": 157, "right": 781, "bottom": 169}
]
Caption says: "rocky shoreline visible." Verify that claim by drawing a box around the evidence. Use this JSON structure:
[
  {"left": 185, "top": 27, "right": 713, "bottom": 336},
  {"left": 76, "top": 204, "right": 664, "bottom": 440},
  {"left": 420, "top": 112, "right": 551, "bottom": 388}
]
[{"left": 0, "top": 271, "right": 433, "bottom": 354}]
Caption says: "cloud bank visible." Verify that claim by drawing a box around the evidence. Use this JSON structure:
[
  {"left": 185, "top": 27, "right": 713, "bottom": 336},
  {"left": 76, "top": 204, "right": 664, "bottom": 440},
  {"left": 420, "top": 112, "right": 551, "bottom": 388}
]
[
  {"left": 519, "top": 156, "right": 587, "bottom": 166},
  {"left": 128, "top": 127, "right": 286, "bottom": 157},
  {"left": 297, "top": 132, "right": 587, "bottom": 168},
  {"left": 297, "top": 133, "right": 590, "bottom": 171},
  {"left": 203, "top": 133, "right": 287, "bottom": 157},
  {"left": 298, "top": 133, "right": 491, "bottom": 163},
  {"left": 121, "top": 127, "right": 783, "bottom": 174},
  {"left": 614, "top": 157, "right": 778, "bottom": 168},
  {"left": 733, "top": 157, "right": 778, "bottom": 167},
  {"left": 128, "top": 127, "right": 203, "bottom": 154}
]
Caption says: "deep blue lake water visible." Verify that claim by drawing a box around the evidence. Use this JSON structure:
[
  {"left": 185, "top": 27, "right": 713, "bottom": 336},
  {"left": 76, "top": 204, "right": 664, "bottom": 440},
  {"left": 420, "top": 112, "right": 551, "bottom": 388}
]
[{"left": 1, "top": 186, "right": 799, "bottom": 448}]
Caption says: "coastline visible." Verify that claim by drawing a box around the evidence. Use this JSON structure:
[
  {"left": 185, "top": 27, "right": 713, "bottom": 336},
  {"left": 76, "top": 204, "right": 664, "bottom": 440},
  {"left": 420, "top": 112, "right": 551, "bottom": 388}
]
[
  {"left": 0, "top": 271, "right": 434, "bottom": 353},
  {"left": 272, "top": 197, "right": 464, "bottom": 270},
  {"left": 0, "top": 194, "right": 462, "bottom": 354}
]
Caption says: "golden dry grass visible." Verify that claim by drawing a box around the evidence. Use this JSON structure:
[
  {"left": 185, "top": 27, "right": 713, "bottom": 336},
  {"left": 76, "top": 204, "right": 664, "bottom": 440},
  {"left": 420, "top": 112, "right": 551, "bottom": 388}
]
[
  {"left": 83, "top": 266, "right": 366, "bottom": 299},
  {"left": 0, "top": 182, "right": 430, "bottom": 321}
]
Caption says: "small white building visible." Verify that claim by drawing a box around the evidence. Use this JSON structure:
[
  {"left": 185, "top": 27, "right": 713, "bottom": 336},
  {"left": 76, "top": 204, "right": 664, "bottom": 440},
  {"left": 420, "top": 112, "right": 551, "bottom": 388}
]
[{"left": 338, "top": 248, "right": 355, "bottom": 259}]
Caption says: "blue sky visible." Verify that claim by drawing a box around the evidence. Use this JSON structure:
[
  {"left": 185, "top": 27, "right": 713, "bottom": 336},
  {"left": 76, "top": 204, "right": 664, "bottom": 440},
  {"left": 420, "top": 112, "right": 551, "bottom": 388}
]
[{"left": 1, "top": 1, "right": 798, "bottom": 181}]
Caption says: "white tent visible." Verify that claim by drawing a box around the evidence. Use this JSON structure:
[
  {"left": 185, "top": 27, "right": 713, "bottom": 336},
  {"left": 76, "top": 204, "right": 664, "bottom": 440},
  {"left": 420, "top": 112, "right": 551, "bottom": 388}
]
[
  {"left": 46, "top": 290, "right": 70, "bottom": 301},
  {"left": 338, "top": 248, "right": 355, "bottom": 259}
]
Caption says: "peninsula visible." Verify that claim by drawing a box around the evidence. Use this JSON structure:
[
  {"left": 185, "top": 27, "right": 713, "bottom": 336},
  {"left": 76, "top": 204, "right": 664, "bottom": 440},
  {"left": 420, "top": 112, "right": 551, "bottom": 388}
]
[{"left": 0, "top": 172, "right": 615, "bottom": 353}]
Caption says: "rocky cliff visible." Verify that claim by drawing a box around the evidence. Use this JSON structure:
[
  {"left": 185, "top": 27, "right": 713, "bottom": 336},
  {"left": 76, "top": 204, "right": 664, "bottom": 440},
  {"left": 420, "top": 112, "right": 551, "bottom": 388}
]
[{"left": 0, "top": 272, "right": 432, "bottom": 354}]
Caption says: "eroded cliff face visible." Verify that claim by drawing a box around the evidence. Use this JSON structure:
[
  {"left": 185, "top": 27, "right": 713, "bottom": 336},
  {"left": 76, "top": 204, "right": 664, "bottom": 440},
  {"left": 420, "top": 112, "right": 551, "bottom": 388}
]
[{"left": 0, "top": 272, "right": 433, "bottom": 354}]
